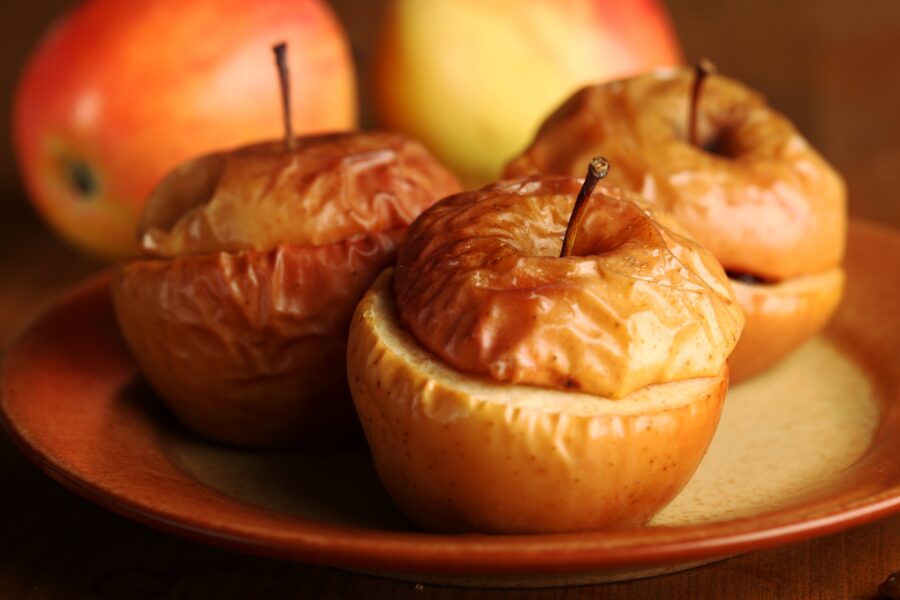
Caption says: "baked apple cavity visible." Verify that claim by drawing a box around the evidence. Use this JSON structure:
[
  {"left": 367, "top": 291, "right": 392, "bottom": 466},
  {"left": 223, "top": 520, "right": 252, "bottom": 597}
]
[
  {"left": 689, "top": 61, "right": 768, "bottom": 285},
  {"left": 347, "top": 158, "right": 744, "bottom": 533}
]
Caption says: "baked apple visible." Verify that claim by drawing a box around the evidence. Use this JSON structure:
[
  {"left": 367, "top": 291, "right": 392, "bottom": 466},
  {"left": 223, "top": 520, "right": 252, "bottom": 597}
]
[
  {"left": 112, "top": 130, "right": 461, "bottom": 447},
  {"left": 347, "top": 160, "right": 744, "bottom": 533},
  {"left": 505, "top": 65, "right": 846, "bottom": 382}
]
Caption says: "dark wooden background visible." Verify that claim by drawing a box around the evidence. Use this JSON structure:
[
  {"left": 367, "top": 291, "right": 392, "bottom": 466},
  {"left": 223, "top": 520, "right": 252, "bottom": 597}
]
[{"left": 1, "top": 1, "right": 899, "bottom": 598}]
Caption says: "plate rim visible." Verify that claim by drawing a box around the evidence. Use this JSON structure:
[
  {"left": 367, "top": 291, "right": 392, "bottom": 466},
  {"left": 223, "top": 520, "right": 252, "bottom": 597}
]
[{"left": 2, "top": 219, "right": 899, "bottom": 576}]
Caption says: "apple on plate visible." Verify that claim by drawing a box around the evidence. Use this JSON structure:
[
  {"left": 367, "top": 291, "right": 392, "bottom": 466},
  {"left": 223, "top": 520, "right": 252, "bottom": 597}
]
[
  {"left": 13, "top": 0, "right": 357, "bottom": 259},
  {"left": 347, "top": 161, "right": 743, "bottom": 533},
  {"left": 373, "top": 0, "right": 682, "bottom": 185}
]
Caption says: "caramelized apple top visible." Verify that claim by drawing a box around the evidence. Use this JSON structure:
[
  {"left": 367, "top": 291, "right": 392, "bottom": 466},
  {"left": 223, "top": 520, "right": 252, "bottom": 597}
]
[
  {"left": 138, "top": 132, "right": 461, "bottom": 257},
  {"left": 505, "top": 68, "right": 846, "bottom": 281},
  {"left": 394, "top": 178, "right": 744, "bottom": 398}
]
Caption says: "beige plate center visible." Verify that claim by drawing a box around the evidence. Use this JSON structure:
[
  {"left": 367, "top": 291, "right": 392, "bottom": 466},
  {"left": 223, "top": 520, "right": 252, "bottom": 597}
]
[{"left": 164, "top": 336, "right": 879, "bottom": 584}]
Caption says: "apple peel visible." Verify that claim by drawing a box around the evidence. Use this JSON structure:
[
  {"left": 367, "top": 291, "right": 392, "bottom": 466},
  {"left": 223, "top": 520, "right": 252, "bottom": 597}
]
[
  {"left": 113, "top": 233, "right": 402, "bottom": 446},
  {"left": 139, "top": 132, "right": 461, "bottom": 257},
  {"left": 727, "top": 269, "right": 844, "bottom": 382},
  {"left": 505, "top": 68, "right": 847, "bottom": 281},
  {"left": 112, "top": 131, "right": 461, "bottom": 447},
  {"left": 349, "top": 270, "right": 728, "bottom": 533},
  {"left": 394, "top": 178, "right": 744, "bottom": 399}
]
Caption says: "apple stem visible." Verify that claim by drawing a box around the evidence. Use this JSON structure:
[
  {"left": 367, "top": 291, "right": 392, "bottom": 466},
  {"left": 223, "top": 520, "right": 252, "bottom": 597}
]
[
  {"left": 688, "top": 58, "right": 717, "bottom": 147},
  {"left": 273, "top": 42, "right": 296, "bottom": 152},
  {"left": 560, "top": 156, "right": 610, "bottom": 258}
]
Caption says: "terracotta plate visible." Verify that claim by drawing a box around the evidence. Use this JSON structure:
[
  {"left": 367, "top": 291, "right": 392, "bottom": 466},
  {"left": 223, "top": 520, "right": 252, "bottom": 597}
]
[{"left": 2, "top": 220, "right": 900, "bottom": 587}]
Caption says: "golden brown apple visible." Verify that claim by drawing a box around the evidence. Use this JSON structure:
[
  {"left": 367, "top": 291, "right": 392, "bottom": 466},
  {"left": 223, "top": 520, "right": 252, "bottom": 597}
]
[
  {"left": 112, "top": 131, "right": 461, "bottom": 447},
  {"left": 348, "top": 174, "right": 744, "bottom": 533},
  {"left": 505, "top": 67, "right": 846, "bottom": 381}
]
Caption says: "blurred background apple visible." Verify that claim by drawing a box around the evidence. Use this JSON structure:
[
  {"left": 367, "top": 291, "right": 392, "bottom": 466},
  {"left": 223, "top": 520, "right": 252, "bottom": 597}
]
[
  {"left": 13, "top": 0, "right": 357, "bottom": 259},
  {"left": 373, "top": 0, "right": 682, "bottom": 185},
  {"left": 3, "top": 0, "right": 900, "bottom": 263}
]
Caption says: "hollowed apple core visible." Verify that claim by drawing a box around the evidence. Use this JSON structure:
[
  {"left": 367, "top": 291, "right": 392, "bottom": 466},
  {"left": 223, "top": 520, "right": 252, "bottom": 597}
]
[
  {"left": 138, "top": 154, "right": 225, "bottom": 244},
  {"left": 700, "top": 128, "right": 737, "bottom": 159},
  {"left": 727, "top": 271, "right": 772, "bottom": 286}
]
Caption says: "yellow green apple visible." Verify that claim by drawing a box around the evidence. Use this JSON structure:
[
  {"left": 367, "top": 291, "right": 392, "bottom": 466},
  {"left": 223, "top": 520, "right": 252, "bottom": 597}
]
[{"left": 374, "top": 0, "right": 682, "bottom": 185}]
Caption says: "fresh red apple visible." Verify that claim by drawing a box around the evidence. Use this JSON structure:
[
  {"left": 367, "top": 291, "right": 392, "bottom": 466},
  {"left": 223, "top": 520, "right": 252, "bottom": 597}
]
[
  {"left": 13, "top": 0, "right": 357, "bottom": 259},
  {"left": 373, "top": 0, "right": 682, "bottom": 185}
]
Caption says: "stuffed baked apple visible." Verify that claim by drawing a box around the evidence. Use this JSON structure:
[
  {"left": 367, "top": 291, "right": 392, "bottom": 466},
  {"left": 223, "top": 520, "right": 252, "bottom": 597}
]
[
  {"left": 113, "top": 127, "right": 460, "bottom": 447},
  {"left": 348, "top": 159, "right": 744, "bottom": 533},
  {"left": 506, "top": 64, "right": 846, "bottom": 382}
]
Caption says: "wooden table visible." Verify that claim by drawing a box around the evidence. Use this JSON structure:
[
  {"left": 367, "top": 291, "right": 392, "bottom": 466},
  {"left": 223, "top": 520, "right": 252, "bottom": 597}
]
[{"left": 2, "top": 1, "right": 900, "bottom": 598}]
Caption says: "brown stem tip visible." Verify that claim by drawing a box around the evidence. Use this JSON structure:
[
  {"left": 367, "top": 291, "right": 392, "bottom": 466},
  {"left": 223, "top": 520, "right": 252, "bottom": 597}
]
[
  {"left": 688, "top": 58, "right": 717, "bottom": 147},
  {"left": 560, "top": 156, "right": 610, "bottom": 258},
  {"left": 273, "top": 42, "right": 295, "bottom": 152}
]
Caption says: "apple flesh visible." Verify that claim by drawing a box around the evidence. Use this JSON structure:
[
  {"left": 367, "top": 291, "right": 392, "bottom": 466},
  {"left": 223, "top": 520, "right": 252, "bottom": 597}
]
[
  {"left": 13, "top": 0, "right": 357, "bottom": 259},
  {"left": 374, "top": 0, "right": 681, "bottom": 185}
]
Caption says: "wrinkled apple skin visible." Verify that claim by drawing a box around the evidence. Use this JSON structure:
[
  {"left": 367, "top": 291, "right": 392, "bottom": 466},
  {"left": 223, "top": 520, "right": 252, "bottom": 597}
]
[
  {"left": 138, "top": 133, "right": 462, "bottom": 256},
  {"left": 505, "top": 69, "right": 847, "bottom": 281},
  {"left": 394, "top": 178, "right": 744, "bottom": 398},
  {"left": 113, "top": 235, "right": 400, "bottom": 447},
  {"left": 14, "top": 0, "right": 357, "bottom": 259},
  {"left": 374, "top": 0, "right": 681, "bottom": 185},
  {"left": 348, "top": 270, "right": 728, "bottom": 533},
  {"left": 112, "top": 131, "right": 461, "bottom": 447},
  {"left": 504, "top": 68, "right": 848, "bottom": 381}
]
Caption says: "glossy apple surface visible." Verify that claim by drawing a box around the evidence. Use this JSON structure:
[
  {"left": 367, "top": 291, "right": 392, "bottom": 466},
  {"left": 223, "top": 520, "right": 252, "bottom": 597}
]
[
  {"left": 374, "top": 0, "right": 681, "bottom": 185},
  {"left": 505, "top": 68, "right": 848, "bottom": 381},
  {"left": 393, "top": 178, "right": 744, "bottom": 399},
  {"left": 14, "top": 0, "right": 357, "bottom": 258},
  {"left": 506, "top": 68, "right": 847, "bottom": 281}
]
